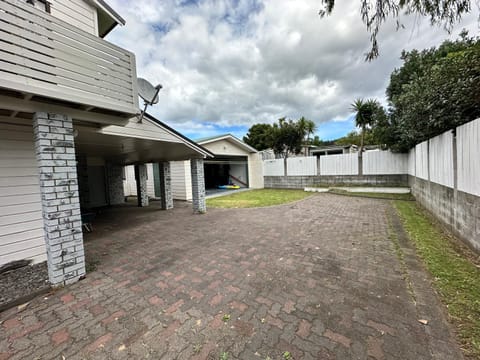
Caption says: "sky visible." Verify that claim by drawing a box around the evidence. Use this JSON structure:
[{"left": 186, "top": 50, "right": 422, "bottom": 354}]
[{"left": 106, "top": 0, "right": 478, "bottom": 141}]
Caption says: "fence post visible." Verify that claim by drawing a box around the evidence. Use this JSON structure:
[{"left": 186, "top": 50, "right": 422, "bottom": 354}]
[
  {"left": 317, "top": 156, "right": 321, "bottom": 176},
  {"left": 452, "top": 129, "right": 458, "bottom": 229}
]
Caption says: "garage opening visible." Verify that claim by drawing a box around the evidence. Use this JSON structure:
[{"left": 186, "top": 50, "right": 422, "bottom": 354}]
[{"left": 204, "top": 156, "right": 249, "bottom": 194}]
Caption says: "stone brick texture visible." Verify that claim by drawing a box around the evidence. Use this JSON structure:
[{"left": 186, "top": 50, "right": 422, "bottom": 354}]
[
  {"left": 159, "top": 162, "right": 173, "bottom": 210},
  {"left": 106, "top": 164, "right": 125, "bottom": 205},
  {"left": 0, "top": 195, "right": 463, "bottom": 359},
  {"left": 410, "top": 175, "right": 480, "bottom": 251},
  {"left": 135, "top": 164, "right": 149, "bottom": 207},
  {"left": 191, "top": 158, "right": 206, "bottom": 213},
  {"left": 33, "top": 112, "right": 85, "bottom": 286},
  {"left": 265, "top": 174, "right": 408, "bottom": 189}
]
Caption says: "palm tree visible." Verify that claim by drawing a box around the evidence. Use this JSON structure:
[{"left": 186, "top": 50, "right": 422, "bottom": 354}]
[
  {"left": 350, "top": 98, "right": 377, "bottom": 154},
  {"left": 351, "top": 98, "right": 378, "bottom": 174}
]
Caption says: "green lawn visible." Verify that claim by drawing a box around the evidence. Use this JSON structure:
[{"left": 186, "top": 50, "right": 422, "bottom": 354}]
[
  {"left": 206, "top": 189, "right": 312, "bottom": 208},
  {"left": 394, "top": 201, "right": 480, "bottom": 359}
]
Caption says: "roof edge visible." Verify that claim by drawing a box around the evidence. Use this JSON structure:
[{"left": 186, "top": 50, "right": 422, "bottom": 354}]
[
  {"left": 144, "top": 113, "right": 215, "bottom": 158},
  {"left": 197, "top": 133, "right": 257, "bottom": 153}
]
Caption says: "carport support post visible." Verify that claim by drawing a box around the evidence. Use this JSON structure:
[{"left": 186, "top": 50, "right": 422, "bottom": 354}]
[
  {"left": 134, "top": 164, "right": 149, "bottom": 207},
  {"left": 158, "top": 162, "right": 173, "bottom": 210},
  {"left": 33, "top": 112, "right": 85, "bottom": 286},
  {"left": 191, "top": 158, "right": 206, "bottom": 213}
]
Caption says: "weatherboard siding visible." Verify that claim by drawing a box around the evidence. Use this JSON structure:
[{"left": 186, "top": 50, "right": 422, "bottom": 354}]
[
  {"left": 50, "top": 0, "right": 98, "bottom": 35},
  {"left": 0, "top": 119, "right": 46, "bottom": 266},
  {"left": 171, "top": 161, "right": 192, "bottom": 201}
]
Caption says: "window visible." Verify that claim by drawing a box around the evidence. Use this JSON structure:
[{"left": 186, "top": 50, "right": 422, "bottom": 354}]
[{"left": 25, "top": 0, "right": 51, "bottom": 13}]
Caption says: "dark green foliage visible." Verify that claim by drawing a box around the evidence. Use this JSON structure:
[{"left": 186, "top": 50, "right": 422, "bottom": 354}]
[
  {"left": 243, "top": 123, "right": 274, "bottom": 151},
  {"left": 381, "top": 33, "right": 480, "bottom": 152},
  {"left": 319, "top": 0, "right": 473, "bottom": 60}
]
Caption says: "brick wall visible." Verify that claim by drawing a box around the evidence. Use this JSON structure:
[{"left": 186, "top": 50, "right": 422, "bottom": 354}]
[{"left": 34, "top": 112, "right": 85, "bottom": 286}]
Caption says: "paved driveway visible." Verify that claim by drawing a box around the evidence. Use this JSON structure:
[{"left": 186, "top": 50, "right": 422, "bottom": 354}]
[{"left": 0, "top": 194, "right": 462, "bottom": 359}]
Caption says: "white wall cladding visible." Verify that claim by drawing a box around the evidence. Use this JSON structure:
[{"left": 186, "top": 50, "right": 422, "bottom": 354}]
[
  {"left": 408, "top": 148, "right": 416, "bottom": 176},
  {"left": 0, "top": 119, "right": 46, "bottom": 266},
  {"left": 363, "top": 151, "right": 408, "bottom": 175},
  {"left": 457, "top": 118, "right": 480, "bottom": 196},
  {"left": 171, "top": 161, "right": 193, "bottom": 201},
  {"left": 429, "top": 131, "right": 454, "bottom": 188},
  {"left": 123, "top": 165, "right": 136, "bottom": 196},
  {"left": 415, "top": 141, "right": 429, "bottom": 180},
  {"left": 320, "top": 153, "right": 358, "bottom": 175},
  {"left": 51, "top": 0, "right": 97, "bottom": 35},
  {"left": 264, "top": 159, "right": 285, "bottom": 176},
  {"left": 287, "top": 156, "right": 317, "bottom": 176}
]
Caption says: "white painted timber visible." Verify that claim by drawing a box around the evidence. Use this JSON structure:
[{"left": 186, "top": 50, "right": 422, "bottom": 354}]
[
  {"left": 51, "top": 0, "right": 97, "bottom": 35},
  {"left": 320, "top": 153, "right": 358, "bottom": 175},
  {"left": 408, "top": 148, "right": 416, "bottom": 176},
  {"left": 363, "top": 151, "right": 408, "bottom": 175},
  {"left": 146, "top": 164, "right": 156, "bottom": 198},
  {"left": 248, "top": 153, "right": 264, "bottom": 189},
  {"left": 287, "top": 156, "right": 317, "bottom": 176},
  {"left": 171, "top": 161, "right": 193, "bottom": 201},
  {"left": 264, "top": 159, "right": 285, "bottom": 176},
  {"left": 123, "top": 165, "right": 137, "bottom": 196},
  {"left": 0, "top": 0, "right": 138, "bottom": 115},
  {"left": 457, "top": 118, "right": 480, "bottom": 196},
  {"left": 0, "top": 119, "right": 46, "bottom": 266},
  {"left": 429, "top": 131, "right": 454, "bottom": 188},
  {"left": 415, "top": 141, "right": 429, "bottom": 180}
]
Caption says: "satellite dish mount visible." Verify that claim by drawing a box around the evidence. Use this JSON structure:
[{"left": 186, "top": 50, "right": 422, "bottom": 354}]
[{"left": 137, "top": 78, "right": 162, "bottom": 123}]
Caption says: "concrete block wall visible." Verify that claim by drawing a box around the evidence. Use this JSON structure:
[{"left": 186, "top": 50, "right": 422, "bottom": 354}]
[
  {"left": 409, "top": 176, "right": 480, "bottom": 252},
  {"left": 264, "top": 175, "right": 409, "bottom": 189},
  {"left": 34, "top": 112, "right": 85, "bottom": 286}
]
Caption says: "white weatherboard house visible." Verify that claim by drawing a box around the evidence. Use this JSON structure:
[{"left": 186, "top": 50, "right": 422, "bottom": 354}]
[
  {"left": 124, "top": 134, "right": 264, "bottom": 200},
  {"left": 0, "top": 0, "right": 212, "bottom": 286}
]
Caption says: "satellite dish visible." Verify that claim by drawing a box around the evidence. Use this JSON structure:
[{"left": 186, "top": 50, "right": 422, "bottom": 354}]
[{"left": 137, "top": 77, "right": 162, "bottom": 122}]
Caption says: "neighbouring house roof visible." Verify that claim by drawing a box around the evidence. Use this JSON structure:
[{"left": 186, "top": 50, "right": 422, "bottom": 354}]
[
  {"left": 91, "top": 0, "right": 126, "bottom": 37},
  {"left": 144, "top": 113, "right": 215, "bottom": 159},
  {"left": 310, "top": 144, "right": 357, "bottom": 153},
  {"left": 196, "top": 134, "right": 258, "bottom": 153}
]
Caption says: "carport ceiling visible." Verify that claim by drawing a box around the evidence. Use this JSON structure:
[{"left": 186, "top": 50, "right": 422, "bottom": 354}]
[{"left": 74, "top": 127, "right": 203, "bottom": 164}]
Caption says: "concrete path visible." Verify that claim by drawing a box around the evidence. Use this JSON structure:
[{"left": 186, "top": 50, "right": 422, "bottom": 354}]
[{"left": 0, "top": 194, "right": 462, "bottom": 359}]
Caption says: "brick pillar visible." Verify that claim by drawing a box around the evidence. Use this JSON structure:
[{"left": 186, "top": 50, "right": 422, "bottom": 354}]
[
  {"left": 158, "top": 162, "right": 173, "bottom": 210},
  {"left": 134, "top": 164, "right": 149, "bottom": 207},
  {"left": 106, "top": 163, "right": 125, "bottom": 205},
  {"left": 190, "top": 158, "right": 206, "bottom": 213},
  {"left": 33, "top": 112, "right": 85, "bottom": 286}
]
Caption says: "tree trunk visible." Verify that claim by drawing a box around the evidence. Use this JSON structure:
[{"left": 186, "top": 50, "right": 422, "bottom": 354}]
[{"left": 358, "top": 126, "right": 365, "bottom": 175}]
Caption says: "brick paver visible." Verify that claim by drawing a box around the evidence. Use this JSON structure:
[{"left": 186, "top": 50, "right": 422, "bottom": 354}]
[{"left": 0, "top": 194, "right": 463, "bottom": 359}]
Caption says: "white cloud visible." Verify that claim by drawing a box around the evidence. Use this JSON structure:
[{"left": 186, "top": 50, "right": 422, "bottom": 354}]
[{"left": 106, "top": 0, "right": 478, "bottom": 133}]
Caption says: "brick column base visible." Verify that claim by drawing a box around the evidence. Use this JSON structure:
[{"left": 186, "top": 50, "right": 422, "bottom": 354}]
[
  {"left": 135, "top": 164, "right": 149, "bottom": 207},
  {"left": 191, "top": 158, "right": 206, "bottom": 213},
  {"left": 159, "top": 162, "right": 173, "bottom": 210},
  {"left": 34, "top": 112, "right": 85, "bottom": 286}
]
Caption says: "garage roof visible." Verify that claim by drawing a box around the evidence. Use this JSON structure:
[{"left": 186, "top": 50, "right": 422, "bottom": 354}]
[{"left": 196, "top": 134, "right": 258, "bottom": 154}]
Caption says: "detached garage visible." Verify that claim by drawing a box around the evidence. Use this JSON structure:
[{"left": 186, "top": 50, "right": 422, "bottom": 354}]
[{"left": 124, "top": 134, "right": 264, "bottom": 201}]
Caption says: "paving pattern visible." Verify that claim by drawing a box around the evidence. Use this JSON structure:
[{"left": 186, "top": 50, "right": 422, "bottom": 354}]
[{"left": 0, "top": 194, "right": 463, "bottom": 359}]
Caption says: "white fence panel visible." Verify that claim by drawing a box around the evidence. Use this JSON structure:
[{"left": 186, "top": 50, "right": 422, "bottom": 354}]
[
  {"left": 415, "top": 141, "right": 429, "bottom": 180},
  {"left": 408, "top": 148, "right": 416, "bottom": 176},
  {"left": 457, "top": 118, "right": 480, "bottom": 196},
  {"left": 287, "top": 157, "right": 317, "bottom": 176},
  {"left": 320, "top": 153, "right": 358, "bottom": 175},
  {"left": 429, "top": 131, "right": 454, "bottom": 188},
  {"left": 363, "top": 151, "right": 408, "bottom": 175},
  {"left": 263, "top": 159, "right": 284, "bottom": 176}
]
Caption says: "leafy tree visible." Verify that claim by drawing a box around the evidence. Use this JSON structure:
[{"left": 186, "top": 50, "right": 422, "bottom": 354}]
[
  {"left": 271, "top": 117, "right": 305, "bottom": 158},
  {"left": 335, "top": 130, "right": 376, "bottom": 147},
  {"left": 319, "top": 0, "right": 474, "bottom": 60},
  {"left": 243, "top": 123, "right": 274, "bottom": 151},
  {"left": 380, "top": 32, "right": 480, "bottom": 151}
]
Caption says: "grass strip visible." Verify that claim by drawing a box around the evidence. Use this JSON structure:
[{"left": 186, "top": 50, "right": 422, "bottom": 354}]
[
  {"left": 394, "top": 200, "right": 480, "bottom": 358},
  {"left": 206, "top": 189, "right": 312, "bottom": 208}
]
